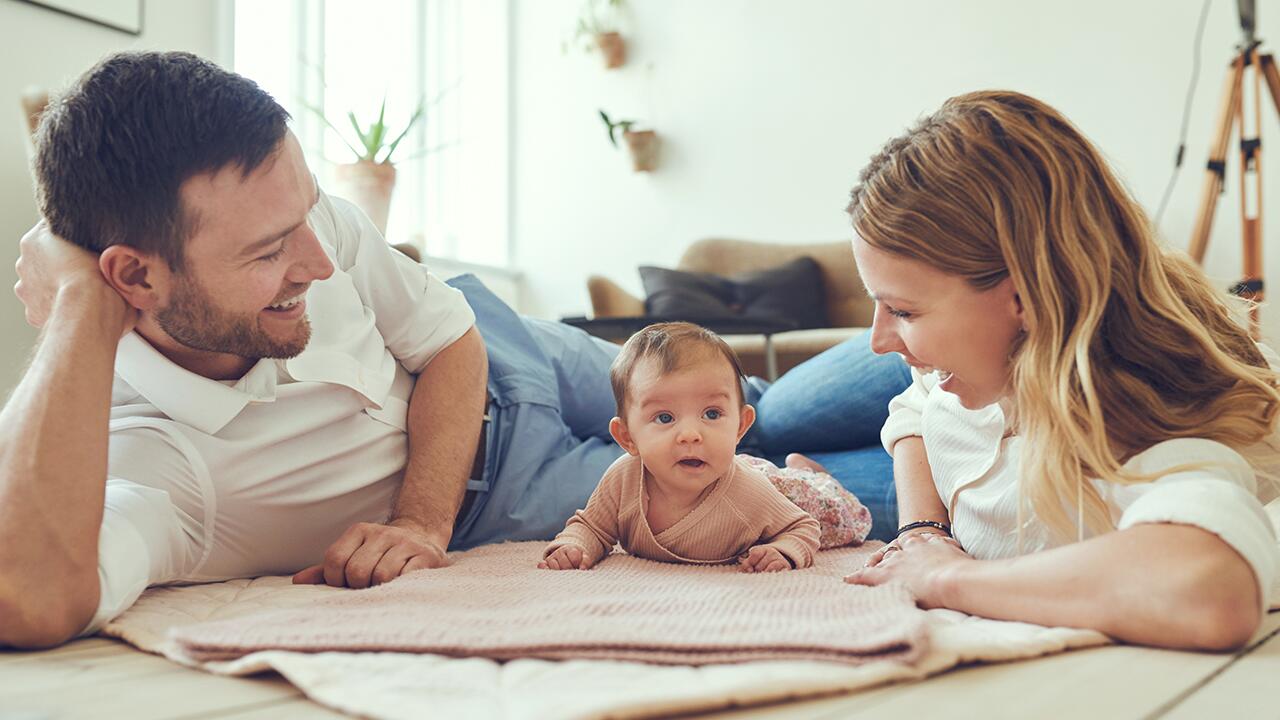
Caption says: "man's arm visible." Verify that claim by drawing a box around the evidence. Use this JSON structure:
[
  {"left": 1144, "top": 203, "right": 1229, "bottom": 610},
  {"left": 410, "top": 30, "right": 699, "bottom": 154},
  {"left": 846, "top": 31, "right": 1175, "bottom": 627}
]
[
  {"left": 0, "top": 228, "right": 134, "bottom": 647},
  {"left": 294, "top": 326, "right": 487, "bottom": 588},
  {"left": 392, "top": 326, "right": 487, "bottom": 545}
]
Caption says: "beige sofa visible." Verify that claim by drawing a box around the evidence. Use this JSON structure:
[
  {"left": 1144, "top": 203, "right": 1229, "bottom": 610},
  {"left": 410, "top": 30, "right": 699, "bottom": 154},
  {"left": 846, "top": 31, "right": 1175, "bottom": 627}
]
[{"left": 587, "top": 238, "right": 873, "bottom": 378}]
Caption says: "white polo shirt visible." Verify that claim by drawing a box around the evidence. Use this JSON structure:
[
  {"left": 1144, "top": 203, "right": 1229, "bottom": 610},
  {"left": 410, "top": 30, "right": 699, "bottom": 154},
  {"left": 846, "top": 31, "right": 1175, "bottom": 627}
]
[{"left": 87, "top": 190, "right": 475, "bottom": 633}]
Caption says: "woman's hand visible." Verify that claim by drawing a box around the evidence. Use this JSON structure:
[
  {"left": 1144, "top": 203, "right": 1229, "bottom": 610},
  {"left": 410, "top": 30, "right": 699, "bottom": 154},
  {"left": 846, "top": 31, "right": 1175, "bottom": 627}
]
[{"left": 846, "top": 531, "right": 970, "bottom": 608}]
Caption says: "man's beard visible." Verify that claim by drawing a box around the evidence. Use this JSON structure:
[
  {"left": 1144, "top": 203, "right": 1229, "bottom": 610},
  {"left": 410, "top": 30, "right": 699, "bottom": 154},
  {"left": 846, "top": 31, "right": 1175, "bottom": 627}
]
[{"left": 156, "top": 273, "right": 312, "bottom": 360}]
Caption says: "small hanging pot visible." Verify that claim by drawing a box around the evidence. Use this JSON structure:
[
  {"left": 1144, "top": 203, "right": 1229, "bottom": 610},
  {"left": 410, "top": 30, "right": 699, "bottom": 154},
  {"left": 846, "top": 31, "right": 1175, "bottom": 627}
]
[
  {"left": 623, "top": 129, "right": 659, "bottom": 172},
  {"left": 595, "top": 32, "right": 626, "bottom": 69}
]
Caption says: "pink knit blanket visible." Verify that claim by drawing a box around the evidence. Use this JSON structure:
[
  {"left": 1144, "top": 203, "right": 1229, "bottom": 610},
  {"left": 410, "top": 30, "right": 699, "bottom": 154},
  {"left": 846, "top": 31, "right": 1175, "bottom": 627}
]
[{"left": 171, "top": 542, "right": 928, "bottom": 666}]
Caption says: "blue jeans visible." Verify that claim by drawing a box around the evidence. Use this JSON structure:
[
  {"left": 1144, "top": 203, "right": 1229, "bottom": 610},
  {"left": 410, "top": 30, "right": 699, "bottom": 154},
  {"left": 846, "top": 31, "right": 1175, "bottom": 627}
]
[
  {"left": 447, "top": 274, "right": 911, "bottom": 547},
  {"left": 448, "top": 275, "right": 625, "bottom": 550},
  {"left": 741, "top": 332, "right": 912, "bottom": 541}
]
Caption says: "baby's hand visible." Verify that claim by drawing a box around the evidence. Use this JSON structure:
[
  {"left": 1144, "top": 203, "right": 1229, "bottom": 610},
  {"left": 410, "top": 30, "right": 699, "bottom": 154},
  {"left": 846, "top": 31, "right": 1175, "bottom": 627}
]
[
  {"left": 739, "top": 545, "right": 791, "bottom": 573},
  {"left": 538, "top": 544, "right": 593, "bottom": 570}
]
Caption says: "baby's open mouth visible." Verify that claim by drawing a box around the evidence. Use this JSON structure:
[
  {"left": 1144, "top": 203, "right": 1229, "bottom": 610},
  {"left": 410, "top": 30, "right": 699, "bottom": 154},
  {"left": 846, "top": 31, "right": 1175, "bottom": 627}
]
[{"left": 678, "top": 459, "right": 706, "bottom": 468}]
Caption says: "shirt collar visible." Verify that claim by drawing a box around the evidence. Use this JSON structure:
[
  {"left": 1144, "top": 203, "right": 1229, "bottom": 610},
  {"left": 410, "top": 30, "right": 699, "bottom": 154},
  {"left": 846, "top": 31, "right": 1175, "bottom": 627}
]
[{"left": 114, "top": 333, "right": 276, "bottom": 435}]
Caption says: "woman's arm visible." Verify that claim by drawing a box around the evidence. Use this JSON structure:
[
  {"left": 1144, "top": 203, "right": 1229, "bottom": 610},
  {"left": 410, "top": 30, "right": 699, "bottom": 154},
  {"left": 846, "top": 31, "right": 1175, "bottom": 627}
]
[
  {"left": 848, "top": 522, "right": 1260, "bottom": 651},
  {"left": 892, "top": 437, "right": 949, "bottom": 528}
]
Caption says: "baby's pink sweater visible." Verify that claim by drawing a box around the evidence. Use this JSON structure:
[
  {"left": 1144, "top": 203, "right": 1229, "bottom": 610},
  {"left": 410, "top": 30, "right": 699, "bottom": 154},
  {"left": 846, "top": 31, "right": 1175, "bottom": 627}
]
[{"left": 545, "top": 454, "right": 821, "bottom": 568}]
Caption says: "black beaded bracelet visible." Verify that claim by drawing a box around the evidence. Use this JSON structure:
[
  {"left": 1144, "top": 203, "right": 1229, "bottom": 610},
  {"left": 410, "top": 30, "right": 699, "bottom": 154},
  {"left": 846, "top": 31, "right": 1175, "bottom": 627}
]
[{"left": 896, "top": 520, "right": 951, "bottom": 537}]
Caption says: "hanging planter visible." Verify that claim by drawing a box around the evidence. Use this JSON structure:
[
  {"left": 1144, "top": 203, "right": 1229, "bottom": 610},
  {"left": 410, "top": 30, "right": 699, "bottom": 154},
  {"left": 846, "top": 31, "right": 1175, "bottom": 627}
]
[
  {"left": 600, "top": 109, "right": 659, "bottom": 173},
  {"left": 568, "top": 0, "right": 627, "bottom": 70},
  {"left": 622, "top": 129, "right": 658, "bottom": 172},
  {"left": 595, "top": 31, "right": 626, "bottom": 69}
]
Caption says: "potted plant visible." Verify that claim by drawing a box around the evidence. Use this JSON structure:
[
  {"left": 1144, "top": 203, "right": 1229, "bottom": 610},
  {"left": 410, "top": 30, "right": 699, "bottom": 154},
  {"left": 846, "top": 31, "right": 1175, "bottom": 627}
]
[
  {"left": 569, "top": 0, "right": 627, "bottom": 69},
  {"left": 599, "top": 110, "right": 658, "bottom": 172},
  {"left": 313, "top": 97, "right": 425, "bottom": 235}
]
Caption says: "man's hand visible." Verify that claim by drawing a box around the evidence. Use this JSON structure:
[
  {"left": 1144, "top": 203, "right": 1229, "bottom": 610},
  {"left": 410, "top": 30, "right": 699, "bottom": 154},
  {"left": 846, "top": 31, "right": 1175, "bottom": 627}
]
[
  {"left": 739, "top": 545, "right": 791, "bottom": 573},
  {"left": 538, "top": 544, "right": 593, "bottom": 570},
  {"left": 292, "top": 519, "right": 450, "bottom": 588},
  {"left": 14, "top": 220, "right": 134, "bottom": 334}
]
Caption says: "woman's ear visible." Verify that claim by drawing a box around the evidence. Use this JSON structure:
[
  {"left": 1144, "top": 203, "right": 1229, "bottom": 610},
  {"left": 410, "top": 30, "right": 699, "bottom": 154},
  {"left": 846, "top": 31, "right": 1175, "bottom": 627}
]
[
  {"left": 99, "top": 245, "right": 166, "bottom": 312},
  {"left": 1008, "top": 280, "right": 1027, "bottom": 331},
  {"left": 609, "top": 417, "right": 639, "bottom": 456},
  {"left": 737, "top": 404, "right": 757, "bottom": 442}
]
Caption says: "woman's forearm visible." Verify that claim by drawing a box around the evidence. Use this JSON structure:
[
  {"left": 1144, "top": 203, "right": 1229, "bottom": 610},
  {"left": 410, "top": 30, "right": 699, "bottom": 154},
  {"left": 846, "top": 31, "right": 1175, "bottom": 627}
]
[
  {"left": 892, "top": 437, "right": 948, "bottom": 528},
  {"left": 934, "top": 523, "right": 1261, "bottom": 650}
]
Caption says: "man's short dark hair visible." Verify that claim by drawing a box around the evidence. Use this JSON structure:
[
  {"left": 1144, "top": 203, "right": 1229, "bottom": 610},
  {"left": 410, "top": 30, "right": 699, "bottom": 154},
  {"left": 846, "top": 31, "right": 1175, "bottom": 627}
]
[{"left": 34, "top": 51, "right": 290, "bottom": 270}]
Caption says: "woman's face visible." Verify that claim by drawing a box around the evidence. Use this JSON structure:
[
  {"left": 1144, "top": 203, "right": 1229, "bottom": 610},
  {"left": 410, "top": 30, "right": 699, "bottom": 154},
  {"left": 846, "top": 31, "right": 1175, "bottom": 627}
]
[{"left": 853, "top": 235, "right": 1024, "bottom": 410}]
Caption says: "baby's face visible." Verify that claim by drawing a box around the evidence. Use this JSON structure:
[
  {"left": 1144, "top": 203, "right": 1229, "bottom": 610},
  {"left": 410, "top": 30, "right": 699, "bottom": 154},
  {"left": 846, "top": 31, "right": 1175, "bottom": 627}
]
[{"left": 619, "top": 353, "right": 752, "bottom": 495}]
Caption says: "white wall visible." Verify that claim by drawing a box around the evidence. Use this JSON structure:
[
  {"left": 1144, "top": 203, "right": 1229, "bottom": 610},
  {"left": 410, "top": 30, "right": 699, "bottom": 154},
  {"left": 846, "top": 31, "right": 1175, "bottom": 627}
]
[
  {"left": 0, "top": 0, "right": 220, "bottom": 393},
  {"left": 511, "top": 0, "right": 1280, "bottom": 343}
]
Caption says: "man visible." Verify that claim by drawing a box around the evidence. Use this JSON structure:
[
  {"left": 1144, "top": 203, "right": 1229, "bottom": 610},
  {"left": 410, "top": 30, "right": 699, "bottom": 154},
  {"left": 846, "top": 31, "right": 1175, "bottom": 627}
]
[{"left": 0, "top": 51, "right": 625, "bottom": 647}]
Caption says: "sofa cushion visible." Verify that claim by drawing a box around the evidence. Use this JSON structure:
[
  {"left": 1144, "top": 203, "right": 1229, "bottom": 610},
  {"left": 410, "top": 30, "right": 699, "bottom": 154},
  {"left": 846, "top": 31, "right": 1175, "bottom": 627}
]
[{"left": 638, "top": 257, "right": 830, "bottom": 329}]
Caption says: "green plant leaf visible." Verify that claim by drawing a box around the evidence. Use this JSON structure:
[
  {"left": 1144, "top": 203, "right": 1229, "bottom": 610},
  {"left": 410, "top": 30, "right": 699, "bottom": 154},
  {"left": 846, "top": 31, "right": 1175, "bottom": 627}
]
[
  {"left": 347, "top": 110, "right": 376, "bottom": 160},
  {"left": 383, "top": 100, "right": 427, "bottom": 163},
  {"left": 366, "top": 97, "right": 388, "bottom": 156},
  {"left": 303, "top": 101, "right": 366, "bottom": 161},
  {"left": 599, "top": 109, "right": 618, "bottom": 148}
]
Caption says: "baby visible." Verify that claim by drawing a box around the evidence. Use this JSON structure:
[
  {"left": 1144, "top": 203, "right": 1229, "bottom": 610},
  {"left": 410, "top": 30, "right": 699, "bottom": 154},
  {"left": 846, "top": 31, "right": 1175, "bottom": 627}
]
[{"left": 540, "top": 322, "right": 821, "bottom": 572}]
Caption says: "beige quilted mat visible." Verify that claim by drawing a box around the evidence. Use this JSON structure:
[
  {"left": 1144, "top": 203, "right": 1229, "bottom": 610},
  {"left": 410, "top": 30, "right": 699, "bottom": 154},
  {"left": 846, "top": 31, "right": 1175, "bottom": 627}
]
[{"left": 102, "top": 541, "right": 1113, "bottom": 720}]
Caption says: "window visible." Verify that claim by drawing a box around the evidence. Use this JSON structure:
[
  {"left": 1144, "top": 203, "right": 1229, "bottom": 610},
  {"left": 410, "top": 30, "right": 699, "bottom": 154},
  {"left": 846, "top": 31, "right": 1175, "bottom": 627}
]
[{"left": 231, "top": 0, "right": 510, "bottom": 268}]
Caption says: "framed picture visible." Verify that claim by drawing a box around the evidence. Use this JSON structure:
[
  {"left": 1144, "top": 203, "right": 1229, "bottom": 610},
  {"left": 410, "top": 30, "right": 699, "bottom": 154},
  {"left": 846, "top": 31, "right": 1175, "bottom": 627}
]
[{"left": 20, "top": 0, "right": 143, "bottom": 36}]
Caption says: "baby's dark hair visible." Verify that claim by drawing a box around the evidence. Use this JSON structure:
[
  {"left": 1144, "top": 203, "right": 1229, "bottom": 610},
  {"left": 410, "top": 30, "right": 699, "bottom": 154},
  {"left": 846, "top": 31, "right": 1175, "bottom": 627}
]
[{"left": 609, "top": 322, "right": 747, "bottom": 415}]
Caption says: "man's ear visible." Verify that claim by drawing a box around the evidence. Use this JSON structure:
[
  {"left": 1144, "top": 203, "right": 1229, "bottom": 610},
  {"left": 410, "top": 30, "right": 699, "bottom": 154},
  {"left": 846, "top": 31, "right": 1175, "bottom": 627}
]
[
  {"left": 609, "top": 416, "right": 639, "bottom": 456},
  {"left": 737, "top": 403, "right": 756, "bottom": 442},
  {"left": 99, "top": 245, "right": 167, "bottom": 312}
]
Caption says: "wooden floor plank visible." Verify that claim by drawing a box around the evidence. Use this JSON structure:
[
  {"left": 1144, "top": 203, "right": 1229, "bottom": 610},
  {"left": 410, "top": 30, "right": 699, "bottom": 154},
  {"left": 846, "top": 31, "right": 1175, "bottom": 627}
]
[
  {"left": 3, "top": 662, "right": 302, "bottom": 720},
  {"left": 0, "top": 650, "right": 195, "bottom": 696},
  {"left": 833, "top": 645, "right": 1236, "bottom": 720},
  {"left": 185, "top": 697, "right": 351, "bottom": 719},
  {"left": 1154, "top": 622, "right": 1280, "bottom": 719},
  {"left": 0, "top": 636, "right": 124, "bottom": 663},
  {"left": 694, "top": 644, "right": 1241, "bottom": 719}
]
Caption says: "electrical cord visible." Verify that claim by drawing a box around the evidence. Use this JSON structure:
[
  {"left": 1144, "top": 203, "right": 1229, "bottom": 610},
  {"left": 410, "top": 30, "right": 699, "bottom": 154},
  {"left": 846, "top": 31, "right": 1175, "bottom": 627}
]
[{"left": 1154, "top": 0, "right": 1213, "bottom": 230}]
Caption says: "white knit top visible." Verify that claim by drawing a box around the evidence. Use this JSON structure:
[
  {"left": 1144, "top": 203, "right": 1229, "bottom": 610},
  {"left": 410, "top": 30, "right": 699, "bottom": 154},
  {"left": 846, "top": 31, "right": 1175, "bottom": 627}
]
[{"left": 881, "top": 365, "right": 1280, "bottom": 608}]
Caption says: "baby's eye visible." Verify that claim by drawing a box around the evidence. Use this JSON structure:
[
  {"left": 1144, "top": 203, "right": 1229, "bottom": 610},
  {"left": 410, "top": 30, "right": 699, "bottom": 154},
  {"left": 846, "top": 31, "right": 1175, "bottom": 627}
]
[
  {"left": 654, "top": 412, "right": 674, "bottom": 424},
  {"left": 703, "top": 408, "right": 723, "bottom": 420},
  {"left": 883, "top": 304, "right": 913, "bottom": 320}
]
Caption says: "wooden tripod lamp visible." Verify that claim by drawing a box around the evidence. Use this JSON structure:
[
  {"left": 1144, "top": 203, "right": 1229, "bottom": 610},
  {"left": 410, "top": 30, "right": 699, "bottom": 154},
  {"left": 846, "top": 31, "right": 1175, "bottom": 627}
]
[{"left": 1188, "top": 0, "right": 1280, "bottom": 338}]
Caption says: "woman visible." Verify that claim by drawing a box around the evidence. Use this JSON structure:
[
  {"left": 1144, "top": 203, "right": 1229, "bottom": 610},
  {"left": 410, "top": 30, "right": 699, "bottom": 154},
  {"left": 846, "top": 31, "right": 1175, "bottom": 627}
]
[{"left": 803, "top": 90, "right": 1278, "bottom": 651}]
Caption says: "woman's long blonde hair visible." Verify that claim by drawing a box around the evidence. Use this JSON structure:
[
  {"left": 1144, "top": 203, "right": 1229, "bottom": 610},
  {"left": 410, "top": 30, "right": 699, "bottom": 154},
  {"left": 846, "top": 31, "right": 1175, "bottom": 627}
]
[{"left": 847, "top": 90, "right": 1280, "bottom": 540}]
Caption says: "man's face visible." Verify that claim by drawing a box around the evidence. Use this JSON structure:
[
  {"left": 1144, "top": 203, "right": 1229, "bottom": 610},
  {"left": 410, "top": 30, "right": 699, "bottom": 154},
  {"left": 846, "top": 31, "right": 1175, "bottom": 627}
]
[{"left": 158, "top": 132, "right": 334, "bottom": 362}]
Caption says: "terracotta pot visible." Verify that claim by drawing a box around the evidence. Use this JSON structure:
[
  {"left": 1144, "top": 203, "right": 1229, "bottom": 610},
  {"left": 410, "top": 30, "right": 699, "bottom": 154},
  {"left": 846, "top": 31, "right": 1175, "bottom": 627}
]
[
  {"left": 623, "top": 129, "right": 659, "bottom": 172},
  {"left": 333, "top": 161, "right": 397, "bottom": 235},
  {"left": 595, "top": 32, "right": 626, "bottom": 69}
]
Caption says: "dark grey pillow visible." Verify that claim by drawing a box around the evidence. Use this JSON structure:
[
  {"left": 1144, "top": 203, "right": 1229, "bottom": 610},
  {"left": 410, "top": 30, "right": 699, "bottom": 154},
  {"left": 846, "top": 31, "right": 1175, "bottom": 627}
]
[{"left": 638, "top": 257, "right": 829, "bottom": 329}]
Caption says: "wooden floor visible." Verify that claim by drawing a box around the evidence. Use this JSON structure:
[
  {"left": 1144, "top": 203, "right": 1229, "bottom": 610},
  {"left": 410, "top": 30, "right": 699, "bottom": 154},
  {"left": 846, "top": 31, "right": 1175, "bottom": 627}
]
[{"left": 4, "top": 613, "right": 1278, "bottom": 719}]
